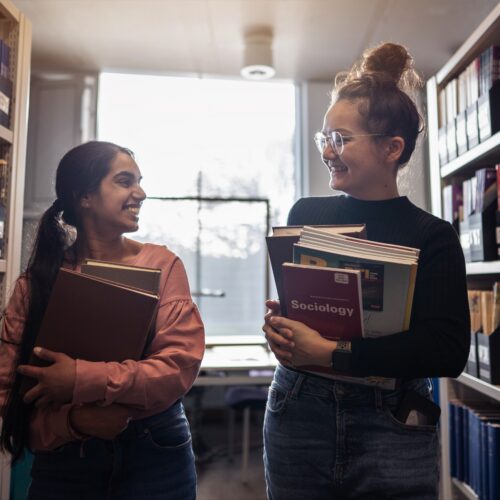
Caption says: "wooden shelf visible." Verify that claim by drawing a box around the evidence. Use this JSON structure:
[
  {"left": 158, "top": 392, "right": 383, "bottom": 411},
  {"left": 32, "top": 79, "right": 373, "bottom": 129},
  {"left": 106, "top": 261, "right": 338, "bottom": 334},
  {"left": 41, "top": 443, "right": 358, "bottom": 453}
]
[
  {"left": 429, "top": 6, "right": 500, "bottom": 500},
  {"left": 436, "top": 4, "right": 500, "bottom": 86},
  {"left": 440, "top": 131, "right": 500, "bottom": 178},
  {"left": 466, "top": 261, "right": 500, "bottom": 275},
  {"left": 455, "top": 373, "right": 500, "bottom": 402},
  {"left": 0, "top": 124, "right": 13, "bottom": 144},
  {"left": 0, "top": 5, "right": 30, "bottom": 497},
  {"left": 451, "top": 478, "right": 479, "bottom": 500},
  {"left": 0, "top": 0, "right": 20, "bottom": 23}
]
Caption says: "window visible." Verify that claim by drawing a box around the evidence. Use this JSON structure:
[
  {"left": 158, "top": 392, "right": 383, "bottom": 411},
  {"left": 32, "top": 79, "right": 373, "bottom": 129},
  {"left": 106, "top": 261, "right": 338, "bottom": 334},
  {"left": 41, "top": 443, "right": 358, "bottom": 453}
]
[{"left": 98, "top": 73, "right": 297, "bottom": 336}]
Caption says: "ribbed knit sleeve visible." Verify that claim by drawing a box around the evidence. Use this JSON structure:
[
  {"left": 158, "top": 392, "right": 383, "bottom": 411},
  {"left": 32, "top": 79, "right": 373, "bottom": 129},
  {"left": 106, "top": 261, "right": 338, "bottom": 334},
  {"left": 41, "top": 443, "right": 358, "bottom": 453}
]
[
  {"left": 287, "top": 195, "right": 471, "bottom": 379},
  {"left": 350, "top": 222, "right": 470, "bottom": 378}
]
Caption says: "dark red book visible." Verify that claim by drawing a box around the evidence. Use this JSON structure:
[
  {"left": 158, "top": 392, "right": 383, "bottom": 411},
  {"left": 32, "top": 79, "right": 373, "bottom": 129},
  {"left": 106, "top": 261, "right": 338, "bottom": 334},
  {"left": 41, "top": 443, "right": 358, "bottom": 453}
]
[
  {"left": 282, "top": 263, "right": 364, "bottom": 341},
  {"left": 281, "top": 263, "right": 364, "bottom": 379},
  {"left": 266, "top": 224, "right": 366, "bottom": 314}
]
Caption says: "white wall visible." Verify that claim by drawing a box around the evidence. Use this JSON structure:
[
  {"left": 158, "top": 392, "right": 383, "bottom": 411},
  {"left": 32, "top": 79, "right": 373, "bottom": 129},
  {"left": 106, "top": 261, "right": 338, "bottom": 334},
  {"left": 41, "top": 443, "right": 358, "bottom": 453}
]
[
  {"left": 22, "top": 74, "right": 97, "bottom": 270},
  {"left": 299, "top": 81, "right": 333, "bottom": 197}
]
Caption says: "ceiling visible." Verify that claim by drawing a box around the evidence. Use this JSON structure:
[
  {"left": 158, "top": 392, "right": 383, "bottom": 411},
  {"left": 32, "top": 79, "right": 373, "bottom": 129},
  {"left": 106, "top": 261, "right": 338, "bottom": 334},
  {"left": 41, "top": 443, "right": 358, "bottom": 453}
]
[{"left": 13, "top": 0, "right": 500, "bottom": 82}]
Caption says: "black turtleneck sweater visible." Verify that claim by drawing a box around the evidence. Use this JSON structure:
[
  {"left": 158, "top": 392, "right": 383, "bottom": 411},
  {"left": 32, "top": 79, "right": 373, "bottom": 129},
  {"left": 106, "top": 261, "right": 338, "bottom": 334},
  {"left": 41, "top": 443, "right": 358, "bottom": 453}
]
[{"left": 287, "top": 195, "right": 470, "bottom": 379}]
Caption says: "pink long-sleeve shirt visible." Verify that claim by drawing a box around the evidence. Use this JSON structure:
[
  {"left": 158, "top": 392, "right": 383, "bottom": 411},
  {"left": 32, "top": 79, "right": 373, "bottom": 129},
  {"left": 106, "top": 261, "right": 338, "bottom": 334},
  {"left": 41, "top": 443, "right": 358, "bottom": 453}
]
[{"left": 0, "top": 243, "right": 205, "bottom": 451}]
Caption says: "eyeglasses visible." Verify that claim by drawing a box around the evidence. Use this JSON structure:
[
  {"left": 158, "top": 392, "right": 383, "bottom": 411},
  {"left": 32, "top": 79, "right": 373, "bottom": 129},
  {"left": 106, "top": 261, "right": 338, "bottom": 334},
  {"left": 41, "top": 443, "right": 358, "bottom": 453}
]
[{"left": 313, "top": 131, "right": 388, "bottom": 156}]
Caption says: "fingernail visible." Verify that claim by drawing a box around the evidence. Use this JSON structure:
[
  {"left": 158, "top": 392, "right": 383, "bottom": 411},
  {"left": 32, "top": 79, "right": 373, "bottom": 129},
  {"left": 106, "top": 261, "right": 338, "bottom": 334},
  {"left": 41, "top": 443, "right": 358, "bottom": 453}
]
[
  {"left": 34, "top": 347, "right": 42, "bottom": 354},
  {"left": 17, "top": 366, "right": 25, "bottom": 374}
]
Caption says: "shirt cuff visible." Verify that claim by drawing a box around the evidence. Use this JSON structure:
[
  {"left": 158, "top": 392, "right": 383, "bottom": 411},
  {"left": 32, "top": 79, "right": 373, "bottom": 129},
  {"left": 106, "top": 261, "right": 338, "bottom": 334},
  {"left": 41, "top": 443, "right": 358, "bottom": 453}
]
[
  {"left": 30, "top": 405, "right": 73, "bottom": 451},
  {"left": 73, "top": 359, "right": 108, "bottom": 405}
]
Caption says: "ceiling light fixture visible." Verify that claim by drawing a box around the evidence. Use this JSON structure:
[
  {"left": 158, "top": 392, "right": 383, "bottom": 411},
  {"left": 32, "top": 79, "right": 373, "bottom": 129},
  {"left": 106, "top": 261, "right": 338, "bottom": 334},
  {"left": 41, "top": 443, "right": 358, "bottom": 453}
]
[{"left": 241, "top": 27, "right": 275, "bottom": 80}]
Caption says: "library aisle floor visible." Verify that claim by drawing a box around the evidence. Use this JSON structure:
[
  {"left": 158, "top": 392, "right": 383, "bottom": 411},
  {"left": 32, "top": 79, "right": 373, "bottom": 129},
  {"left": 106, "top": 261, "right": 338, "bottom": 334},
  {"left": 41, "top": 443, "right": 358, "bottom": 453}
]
[{"left": 196, "top": 418, "right": 266, "bottom": 500}]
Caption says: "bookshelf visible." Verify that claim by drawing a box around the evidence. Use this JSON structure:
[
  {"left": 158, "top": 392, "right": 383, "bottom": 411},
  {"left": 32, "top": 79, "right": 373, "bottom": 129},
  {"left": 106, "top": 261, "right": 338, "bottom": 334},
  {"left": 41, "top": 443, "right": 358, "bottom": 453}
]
[
  {"left": 452, "top": 479, "right": 479, "bottom": 500},
  {"left": 456, "top": 373, "right": 500, "bottom": 402},
  {"left": 466, "top": 260, "right": 500, "bottom": 275},
  {"left": 426, "top": 4, "right": 500, "bottom": 500},
  {"left": 0, "top": 0, "right": 31, "bottom": 498},
  {"left": 440, "top": 131, "right": 500, "bottom": 178}
]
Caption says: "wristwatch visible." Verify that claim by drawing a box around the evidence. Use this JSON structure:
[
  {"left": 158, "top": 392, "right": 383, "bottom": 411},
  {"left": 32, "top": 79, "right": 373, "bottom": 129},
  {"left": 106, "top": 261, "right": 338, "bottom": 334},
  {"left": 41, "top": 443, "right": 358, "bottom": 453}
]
[{"left": 331, "top": 340, "right": 352, "bottom": 372}]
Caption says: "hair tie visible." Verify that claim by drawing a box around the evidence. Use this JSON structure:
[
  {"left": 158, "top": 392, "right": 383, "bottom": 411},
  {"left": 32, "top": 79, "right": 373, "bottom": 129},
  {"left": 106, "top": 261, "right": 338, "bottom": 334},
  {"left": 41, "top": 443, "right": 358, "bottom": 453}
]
[{"left": 51, "top": 198, "right": 64, "bottom": 212}]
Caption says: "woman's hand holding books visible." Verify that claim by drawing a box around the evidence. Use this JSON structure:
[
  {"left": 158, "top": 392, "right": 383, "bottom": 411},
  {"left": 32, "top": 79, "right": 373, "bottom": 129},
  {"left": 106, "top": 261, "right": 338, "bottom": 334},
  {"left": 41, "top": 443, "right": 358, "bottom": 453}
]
[
  {"left": 263, "top": 299, "right": 337, "bottom": 368},
  {"left": 17, "top": 346, "right": 76, "bottom": 407}
]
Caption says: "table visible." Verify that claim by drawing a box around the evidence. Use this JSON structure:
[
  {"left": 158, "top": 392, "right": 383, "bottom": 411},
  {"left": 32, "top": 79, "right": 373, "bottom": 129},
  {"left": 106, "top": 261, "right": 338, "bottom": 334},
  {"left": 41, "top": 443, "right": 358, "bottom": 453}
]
[
  {"left": 188, "top": 343, "right": 277, "bottom": 466},
  {"left": 204, "top": 334, "right": 267, "bottom": 347},
  {"left": 195, "top": 344, "right": 277, "bottom": 386}
]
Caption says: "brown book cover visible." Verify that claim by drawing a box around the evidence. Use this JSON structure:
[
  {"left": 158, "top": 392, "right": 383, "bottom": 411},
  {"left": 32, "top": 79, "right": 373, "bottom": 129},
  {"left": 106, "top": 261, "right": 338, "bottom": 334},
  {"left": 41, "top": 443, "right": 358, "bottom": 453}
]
[
  {"left": 21, "top": 268, "right": 159, "bottom": 393},
  {"left": 81, "top": 259, "right": 161, "bottom": 294},
  {"left": 266, "top": 224, "right": 366, "bottom": 314}
]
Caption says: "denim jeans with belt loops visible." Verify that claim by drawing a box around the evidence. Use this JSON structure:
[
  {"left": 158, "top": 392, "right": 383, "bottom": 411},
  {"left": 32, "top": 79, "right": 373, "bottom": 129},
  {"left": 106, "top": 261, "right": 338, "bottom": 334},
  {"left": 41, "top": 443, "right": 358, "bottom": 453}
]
[
  {"left": 263, "top": 365, "right": 440, "bottom": 500},
  {"left": 28, "top": 400, "right": 196, "bottom": 500}
]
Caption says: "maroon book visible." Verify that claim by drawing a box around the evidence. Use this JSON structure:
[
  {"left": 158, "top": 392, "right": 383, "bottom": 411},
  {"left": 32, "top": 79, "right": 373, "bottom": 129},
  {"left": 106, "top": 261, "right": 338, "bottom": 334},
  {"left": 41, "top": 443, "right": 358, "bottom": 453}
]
[
  {"left": 20, "top": 268, "right": 159, "bottom": 394},
  {"left": 282, "top": 263, "right": 364, "bottom": 377},
  {"left": 282, "top": 263, "right": 364, "bottom": 341}
]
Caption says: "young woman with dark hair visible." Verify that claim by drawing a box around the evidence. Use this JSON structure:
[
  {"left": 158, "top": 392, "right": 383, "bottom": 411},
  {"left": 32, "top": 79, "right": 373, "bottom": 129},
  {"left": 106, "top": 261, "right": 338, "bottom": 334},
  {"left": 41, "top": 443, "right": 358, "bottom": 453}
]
[
  {"left": 262, "top": 43, "right": 470, "bottom": 499},
  {"left": 0, "top": 141, "right": 205, "bottom": 499}
]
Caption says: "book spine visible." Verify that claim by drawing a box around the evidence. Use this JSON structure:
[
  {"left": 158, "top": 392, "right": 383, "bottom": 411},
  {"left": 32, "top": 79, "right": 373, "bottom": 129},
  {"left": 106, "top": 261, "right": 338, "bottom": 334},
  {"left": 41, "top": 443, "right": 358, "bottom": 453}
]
[
  {"left": 402, "top": 265, "right": 417, "bottom": 330},
  {"left": 463, "top": 407, "right": 469, "bottom": 485},
  {"left": 449, "top": 402, "right": 457, "bottom": 478},
  {"left": 488, "top": 424, "right": 499, "bottom": 500},
  {"left": 481, "top": 420, "right": 489, "bottom": 500},
  {"left": 456, "top": 405, "right": 464, "bottom": 481},
  {"left": 472, "top": 412, "right": 478, "bottom": 497}
]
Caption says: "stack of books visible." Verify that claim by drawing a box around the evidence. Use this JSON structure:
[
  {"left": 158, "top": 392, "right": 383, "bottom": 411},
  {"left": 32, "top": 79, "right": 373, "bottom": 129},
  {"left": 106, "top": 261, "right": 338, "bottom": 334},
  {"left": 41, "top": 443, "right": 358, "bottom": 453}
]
[
  {"left": 21, "top": 260, "right": 161, "bottom": 392},
  {"left": 266, "top": 225, "right": 420, "bottom": 387}
]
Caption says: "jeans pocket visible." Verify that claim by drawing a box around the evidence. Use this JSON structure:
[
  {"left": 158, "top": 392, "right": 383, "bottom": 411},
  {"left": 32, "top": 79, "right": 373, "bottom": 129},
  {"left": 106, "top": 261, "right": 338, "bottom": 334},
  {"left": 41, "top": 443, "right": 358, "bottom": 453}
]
[
  {"left": 381, "top": 389, "right": 439, "bottom": 433},
  {"left": 143, "top": 413, "right": 192, "bottom": 451},
  {"left": 382, "top": 406, "right": 438, "bottom": 433},
  {"left": 266, "top": 387, "right": 288, "bottom": 415}
]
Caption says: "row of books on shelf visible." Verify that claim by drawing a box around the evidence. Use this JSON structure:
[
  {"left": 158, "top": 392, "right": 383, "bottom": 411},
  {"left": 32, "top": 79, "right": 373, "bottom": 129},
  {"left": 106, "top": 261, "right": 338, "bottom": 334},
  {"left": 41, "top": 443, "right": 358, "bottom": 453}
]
[
  {"left": 438, "top": 45, "right": 500, "bottom": 166},
  {"left": 439, "top": 46, "right": 499, "bottom": 126},
  {"left": 0, "top": 38, "right": 12, "bottom": 129},
  {"left": 438, "top": 84, "right": 499, "bottom": 167},
  {"left": 466, "top": 287, "right": 500, "bottom": 385},
  {"left": 266, "top": 224, "right": 419, "bottom": 389},
  {"left": 442, "top": 165, "right": 500, "bottom": 261},
  {"left": 449, "top": 399, "right": 500, "bottom": 500}
]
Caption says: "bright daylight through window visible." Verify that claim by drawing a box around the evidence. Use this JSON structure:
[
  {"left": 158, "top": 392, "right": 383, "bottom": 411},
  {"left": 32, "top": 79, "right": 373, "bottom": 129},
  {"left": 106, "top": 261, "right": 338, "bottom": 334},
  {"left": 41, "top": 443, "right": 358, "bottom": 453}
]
[{"left": 98, "top": 73, "right": 296, "bottom": 336}]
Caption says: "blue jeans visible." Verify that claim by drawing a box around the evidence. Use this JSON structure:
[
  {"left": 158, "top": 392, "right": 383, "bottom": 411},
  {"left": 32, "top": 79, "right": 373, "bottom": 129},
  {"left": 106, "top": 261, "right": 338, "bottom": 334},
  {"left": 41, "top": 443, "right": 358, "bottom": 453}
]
[
  {"left": 263, "top": 365, "right": 440, "bottom": 500},
  {"left": 28, "top": 401, "right": 196, "bottom": 500}
]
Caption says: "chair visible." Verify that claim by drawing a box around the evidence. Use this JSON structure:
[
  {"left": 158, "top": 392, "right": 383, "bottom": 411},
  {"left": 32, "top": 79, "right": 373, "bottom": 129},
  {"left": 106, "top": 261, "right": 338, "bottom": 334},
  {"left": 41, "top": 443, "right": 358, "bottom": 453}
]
[{"left": 224, "top": 386, "right": 268, "bottom": 483}]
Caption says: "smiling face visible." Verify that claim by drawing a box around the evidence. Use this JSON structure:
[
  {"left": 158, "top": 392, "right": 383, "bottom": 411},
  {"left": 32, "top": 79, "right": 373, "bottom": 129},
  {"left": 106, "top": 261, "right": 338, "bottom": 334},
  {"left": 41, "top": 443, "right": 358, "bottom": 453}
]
[
  {"left": 80, "top": 151, "right": 146, "bottom": 236},
  {"left": 321, "top": 99, "right": 401, "bottom": 200}
]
